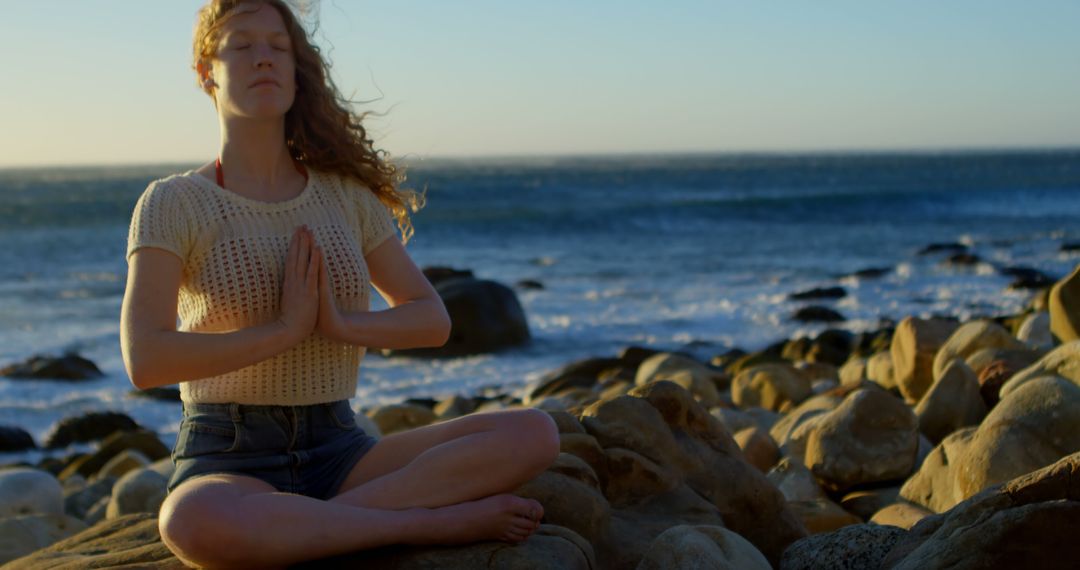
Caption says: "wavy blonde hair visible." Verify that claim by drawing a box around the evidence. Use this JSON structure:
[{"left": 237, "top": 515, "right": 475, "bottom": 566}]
[{"left": 192, "top": 0, "right": 422, "bottom": 242}]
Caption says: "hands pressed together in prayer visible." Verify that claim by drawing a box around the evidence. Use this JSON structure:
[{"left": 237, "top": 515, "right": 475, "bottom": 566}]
[{"left": 277, "top": 225, "right": 350, "bottom": 344}]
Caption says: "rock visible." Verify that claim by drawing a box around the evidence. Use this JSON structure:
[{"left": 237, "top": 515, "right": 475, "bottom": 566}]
[
  {"left": 636, "top": 524, "right": 771, "bottom": 570},
  {"left": 931, "top": 320, "right": 1025, "bottom": 382},
  {"left": 64, "top": 476, "right": 117, "bottom": 521},
  {"left": 732, "top": 363, "right": 812, "bottom": 412},
  {"left": 0, "top": 468, "right": 64, "bottom": 518},
  {"left": 734, "top": 427, "right": 779, "bottom": 473},
  {"left": 367, "top": 403, "right": 437, "bottom": 435},
  {"left": 838, "top": 358, "right": 867, "bottom": 388},
  {"left": 899, "top": 427, "right": 978, "bottom": 512},
  {"left": 964, "top": 346, "right": 1041, "bottom": 383},
  {"left": 525, "top": 357, "right": 624, "bottom": 404},
  {"left": 0, "top": 353, "right": 104, "bottom": 380},
  {"left": 869, "top": 502, "right": 932, "bottom": 530},
  {"left": 802, "top": 388, "right": 919, "bottom": 491},
  {"left": 1001, "top": 265, "right": 1056, "bottom": 289},
  {"left": 788, "top": 498, "right": 862, "bottom": 534},
  {"left": 890, "top": 317, "right": 959, "bottom": 403},
  {"left": 797, "top": 361, "right": 839, "bottom": 384},
  {"left": 44, "top": 411, "right": 141, "bottom": 449},
  {"left": 768, "top": 394, "right": 841, "bottom": 457},
  {"left": 57, "top": 429, "right": 170, "bottom": 482},
  {"left": 942, "top": 252, "right": 981, "bottom": 266},
  {"left": 95, "top": 449, "right": 152, "bottom": 482},
  {"left": 999, "top": 340, "right": 1080, "bottom": 399},
  {"left": 1016, "top": 310, "right": 1054, "bottom": 350},
  {"left": 865, "top": 350, "right": 897, "bottom": 390},
  {"left": 806, "top": 330, "right": 853, "bottom": 366},
  {"left": 128, "top": 386, "right": 182, "bottom": 402},
  {"left": 433, "top": 394, "right": 477, "bottom": 419},
  {"left": 780, "top": 523, "right": 905, "bottom": 570},
  {"left": 952, "top": 375, "right": 1080, "bottom": 503},
  {"left": 634, "top": 353, "right": 725, "bottom": 407},
  {"left": 792, "top": 306, "right": 845, "bottom": 323},
  {"left": 2, "top": 513, "right": 188, "bottom": 569},
  {"left": 0, "top": 426, "right": 37, "bottom": 452},
  {"left": 1049, "top": 264, "right": 1080, "bottom": 343},
  {"left": 0, "top": 513, "right": 88, "bottom": 565},
  {"left": 846, "top": 266, "right": 892, "bottom": 279},
  {"left": 84, "top": 495, "right": 109, "bottom": 525},
  {"left": 788, "top": 287, "right": 846, "bottom": 301},
  {"left": 918, "top": 242, "right": 967, "bottom": 255},
  {"left": 882, "top": 452, "right": 1080, "bottom": 570},
  {"left": 712, "top": 407, "right": 779, "bottom": 435},
  {"left": 1062, "top": 242, "right": 1080, "bottom": 252},
  {"left": 570, "top": 381, "right": 807, "bottom": 567},
  {"left": 421, "top": 266, "right": 474, "bottom": 285},
  {"left": 106, "top": 468, "right": 168, "bottom": 519},
  {"left": 914, "top": 360, "right": 987, "bottom": 443},
  {"left": 516, "top": 279, "right": 544, "bottom": 290},
  {"left": 840, "top": 487, "right": 901, "bottom": 520},
  {"left": 766, "top": 458, "right": 825, "bottom": 502},
  {"left": 394, "top": 276, "right": 530, "bottom": 357},
  {"left": 146, "top": 458, "right": 175, "bottom": 481}
]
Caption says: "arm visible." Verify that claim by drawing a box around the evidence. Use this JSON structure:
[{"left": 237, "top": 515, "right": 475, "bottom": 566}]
[
  {"left": 121, "top": 226, "right": 321, "bottom": 389},
  {"left": 316, "top": 237, "right": 450, "bottom": 349}
]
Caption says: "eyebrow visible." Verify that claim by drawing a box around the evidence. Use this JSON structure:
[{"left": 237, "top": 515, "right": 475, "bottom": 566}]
[{"left": 227, "top": 30, "right": 289, "bottom": 39}]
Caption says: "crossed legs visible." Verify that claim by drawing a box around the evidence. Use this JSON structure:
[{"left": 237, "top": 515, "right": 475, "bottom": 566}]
[{"left": 158, "top": 408, "right": 561, "bottom": 568}]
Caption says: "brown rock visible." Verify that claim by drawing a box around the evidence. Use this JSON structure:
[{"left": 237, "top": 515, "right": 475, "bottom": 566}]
[
  {"left": 634, "top": 353, "right": 726, "bottom": 408},
  {"left": 869, "top": 502, "right": 933, "bottom": 530},
  {"left": 881, "top": 451, "right": 1080, "bottom": 570},
  {"left": 866, "top": 351, "right": 897, "bottom": 390},
  {"left": 734, "top": 427, "right": 779, "bottom": 473},
  {"left": 840, "top": 486, "right": 900, "bottom": 520},
  {"left": 1049, "top": 263, "right": 1080, "bottom": 343},
  {"left": 3, "top": 513, "right": 184, "bottom": 569},
  {"left": 732, "top": 363, "right": 812, "bottom": 412},
  {"left": 803, "top": 388, "right": 919, "bottom": 491},
  {"left": 932, "top": 320, "right": 1025, "bottom": 382},
  {"left": 367, "top": 403, "right": 437, "bottom": 435},
  {"left": 788, "top": 498, "right": 862, "bottom": 534},
  {"left": 891, "top": 317, "right": 959, "bottom": 403},
  {"left": 999, "top": 340, "right": 1080, "bottom": 399},
  {"left": 914, "top": 360, "right": 987, "bottom": 443},
  {"left": 766, "top": 458, "right": 825, "bottom": 502},
  {"left": 899, "top": 427, "right": 977, "bottom": 512},
  {"left": 636, "top": 524, "right": 771, "bottom": 570}
]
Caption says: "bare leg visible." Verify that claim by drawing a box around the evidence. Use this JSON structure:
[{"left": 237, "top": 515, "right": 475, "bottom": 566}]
[{"left": 161, "top": 475, "right": 544, "bottom": 569}]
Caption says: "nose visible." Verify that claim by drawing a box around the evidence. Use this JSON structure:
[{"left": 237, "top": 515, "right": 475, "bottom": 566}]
[{"left": 254, "top": 44, "right": 274, "bottom": 69}]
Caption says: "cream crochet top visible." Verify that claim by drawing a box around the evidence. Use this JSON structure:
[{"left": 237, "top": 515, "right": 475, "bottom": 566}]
[{"left": 126, "top": 168, "right": 397, "bottom": 405}]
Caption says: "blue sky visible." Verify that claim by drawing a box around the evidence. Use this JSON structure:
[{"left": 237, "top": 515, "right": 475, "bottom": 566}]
[{"left": 2, "top": 0, "right": 1079, "bottom": 167}]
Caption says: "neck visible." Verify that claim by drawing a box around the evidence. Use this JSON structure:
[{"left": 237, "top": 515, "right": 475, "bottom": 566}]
[{"left": 217, "top": 116, "right": 295, "bottom": 186}]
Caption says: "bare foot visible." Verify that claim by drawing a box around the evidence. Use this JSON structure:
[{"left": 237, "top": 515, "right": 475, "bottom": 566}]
[{"left": 418, "top": 494, "right": 544, "bottom": 545}]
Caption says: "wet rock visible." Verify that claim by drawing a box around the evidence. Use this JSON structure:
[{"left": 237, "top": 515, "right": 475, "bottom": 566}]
[
  {"left": 882, "top": 452, "right": 1080, "bottom": 570},
  {"left": 846, "top": 266, "right": 892, "bottom": 279},
  {"left": 914, "top": 360, "right": 987, "bottom": 443},
  {"left": 0, "top": 426, "right": 37, "bottom": 452},
  {"left": 44, "top": 412, "right": 141, "bottom": 449},
  {"left": 516, "top": 279, "right": 544, "bottom": 290},
  {"left": 931, "top": 320, "right": 1025, "bottom": 382},
  {"left": 1061, "top": 241, "right": 1080, "bottom": 252},
  {"left": 918, "top": 243, "right": 968, "bottom": 255},
  {"left": 637, "top": 524, "right": 771, "bottom": 570},
  {"left": 890, "top": 317, "right": 959, "bottom": 403},
  {"left": 1049, "top": 264, "right": 1080, "bottom": 343},
  {"left": 732, "top": 363, "right": 812, "bottom": 412},
  {"left": 0, "top": 353, "right": 103, "bottom": 381},
  {"left": 792, "top": 306, "right": 845, "bottom": 323},
  {"left": 788, "top": 287, "right": 846, "bottom": 301},
  {"left": 780, "top": 523, "right": 905, "bottom": 570},
  {"left": 941, "top": 252, "right": 981, "bottom": 267},
  {"left": 0, "top": 468, "right": 63, "bottom": 518},
  {"left": 0, "top": 513, "right": 88, "bottom": 565},
  {"left": 802, "top": 388, "right": 919, "bottom": 491}
]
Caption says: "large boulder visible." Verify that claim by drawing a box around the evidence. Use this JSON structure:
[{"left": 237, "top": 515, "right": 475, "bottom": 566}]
[
  {"left": 899, "top": 427, "right": 978, "bottom": 513},
  {"left": 882, "top": 452, "right": 1080, "bottom": 570},
  {"left": 394, "top": 275, "right": 530, "bottom": 357},
  {"left": 732, "top": 363, "right": 812, "bottom": 412},
  {"left": 636, "top": 525, "right": 771, "bottom": 570},
  {"left": 58, "top": 429, "right": 170, "bottom": 481},
  {"left": 0, "top": 426, "right": 37, "bottom": 452},
  {"left": 44, "top": 412, "right": 141, "bottom": 449},
  {"left": 525, "top": 357, "right": 625, "bottom": 404},
  {"left": 0, "top": 468, "right": 63, "bottom": 518},
  {"left": 106, "top": 468, "right": 168, "bottom": 519},
  {"left": 0, "top": 514, "right": 88, "bottom": 565},
  {"left": 1049, "top": 264, "right": 1080, "bottom": 343},
  {"left": 914, "top": 360, "right": 987, "bottom": 443},
  {"left": 931, "top": 320, "right": 1025, "bottom": 382},
  {"left": 890, "top": 318, "right": 959, "bottom": 403},
  {"left": 634, "top": 353, "right": 725, "bottom": 408},
  {"left": 1017, "top": 311, "right": 1054, "bottom": 350},
  {"left": 0, "top": 353, "right": 103, "bottom": 381},
  {"left": 801, "top": 388, "right": 919, "bottom": 491},
  {"left": 999, "top": 340, "right": 1080, "bottom": 399}
]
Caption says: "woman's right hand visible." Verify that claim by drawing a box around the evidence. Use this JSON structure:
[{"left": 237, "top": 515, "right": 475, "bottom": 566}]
[{"left": 277, "top": 225, "right": 322, "bottom": 344}]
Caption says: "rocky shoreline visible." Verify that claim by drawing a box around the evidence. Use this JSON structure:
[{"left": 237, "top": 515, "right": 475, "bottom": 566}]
[{"left": 2, "top": 261, "right": 1080, "bottom": 568}]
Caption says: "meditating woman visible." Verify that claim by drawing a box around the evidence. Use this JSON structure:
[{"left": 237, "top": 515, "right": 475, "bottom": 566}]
[{"left": 119, "top": 1, "right": 559, "bottom": 566}]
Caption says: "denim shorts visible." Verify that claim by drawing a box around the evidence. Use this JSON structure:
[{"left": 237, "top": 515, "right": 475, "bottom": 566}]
[{"left": 168, "top": 399, "right": 379, "bottom": 501}]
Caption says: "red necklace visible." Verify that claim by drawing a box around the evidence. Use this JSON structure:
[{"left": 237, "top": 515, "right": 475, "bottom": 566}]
[{"left": 215, "top": 157, "right": 309, "bottom": 189}]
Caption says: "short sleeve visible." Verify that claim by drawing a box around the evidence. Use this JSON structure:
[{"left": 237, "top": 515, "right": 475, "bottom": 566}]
[
  {"left": 356, "top": 186, "right": 398, "bottom": 255},
  {"left": 126, "top": 179, "right": 191, "bottom": 263}
]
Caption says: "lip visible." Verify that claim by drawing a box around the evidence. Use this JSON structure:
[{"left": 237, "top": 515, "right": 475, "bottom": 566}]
[{"left": 250, "top": 78, "right": 280, "bottom": 88}]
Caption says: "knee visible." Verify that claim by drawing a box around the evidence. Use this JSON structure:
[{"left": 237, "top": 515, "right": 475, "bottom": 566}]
[
  {"left": 159, "top": 492, "right": 243, "bottom": 566},
  {"left": 519, "top": 408, "right": 561, "bottom": 469}
]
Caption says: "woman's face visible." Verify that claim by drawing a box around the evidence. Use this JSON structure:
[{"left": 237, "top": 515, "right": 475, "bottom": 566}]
[{"left": 206, "top": 3, "right": 297, "bottom": 120}]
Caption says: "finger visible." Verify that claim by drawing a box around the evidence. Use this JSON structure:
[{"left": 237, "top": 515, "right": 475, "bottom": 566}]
[
  {"left": 297, "top": 229, "right": 311, "bottom": 278},
  {"left": 307, "top": 245, "right": 320, "bottom": 292},
  {"left": 289, "top": 227, "right": 303, "bottom": 272}
]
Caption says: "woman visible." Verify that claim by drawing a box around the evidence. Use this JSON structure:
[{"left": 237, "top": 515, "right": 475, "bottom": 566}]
[{"left": 120, "top": 1, "right": 560, "bottom": 567}]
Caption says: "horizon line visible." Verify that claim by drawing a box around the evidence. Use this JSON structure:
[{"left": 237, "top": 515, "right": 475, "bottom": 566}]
[{"left": 2, "top": 143, "right": 1079, "bottom": 171}]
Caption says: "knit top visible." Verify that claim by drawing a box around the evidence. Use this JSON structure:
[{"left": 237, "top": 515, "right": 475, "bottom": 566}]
[{"left": 126, "top": 167, "right": 397, "bottom": 405}]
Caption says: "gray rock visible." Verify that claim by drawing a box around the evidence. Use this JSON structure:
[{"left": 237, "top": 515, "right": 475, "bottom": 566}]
[{"left": 780, "top": 523, "right": 905, "bottom": 570}]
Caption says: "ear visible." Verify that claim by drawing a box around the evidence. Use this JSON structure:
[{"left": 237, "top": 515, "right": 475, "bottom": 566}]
[{"left": 196, "top": 60, "right": 216, "bottom": 89}]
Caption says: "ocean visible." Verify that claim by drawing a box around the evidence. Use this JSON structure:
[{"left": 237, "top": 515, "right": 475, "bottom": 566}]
[{"left": 2, "top": 150, "right": 1079, "bottom": 465}]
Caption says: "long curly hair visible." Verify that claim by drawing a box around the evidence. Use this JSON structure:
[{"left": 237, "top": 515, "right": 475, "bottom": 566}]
[{"left": 192, "top": 0, "right": 422, "bottom": 242}]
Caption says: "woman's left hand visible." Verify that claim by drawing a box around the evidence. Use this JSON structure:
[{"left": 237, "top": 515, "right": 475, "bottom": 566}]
[{"left": 315, "top": 244, "right": 350, "bottom": 342}]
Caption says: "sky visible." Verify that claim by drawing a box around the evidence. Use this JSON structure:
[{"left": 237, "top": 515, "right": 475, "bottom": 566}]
[{"left": 2, "top": 0, "right": 1079, "bottom": 168}]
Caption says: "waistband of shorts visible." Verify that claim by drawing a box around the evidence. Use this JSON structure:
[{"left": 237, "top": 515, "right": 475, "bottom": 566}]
[{"left": 182, "top": 400, "right": 348, "bottom": 417}]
